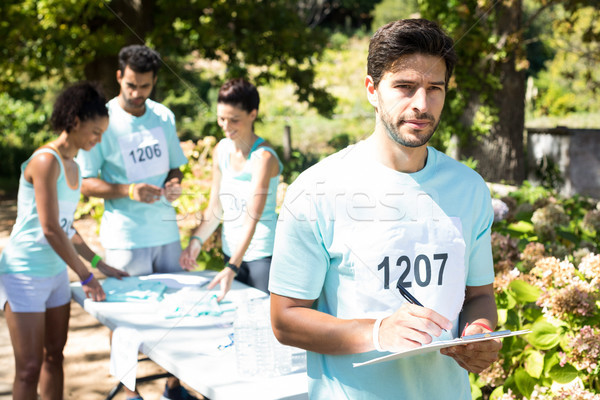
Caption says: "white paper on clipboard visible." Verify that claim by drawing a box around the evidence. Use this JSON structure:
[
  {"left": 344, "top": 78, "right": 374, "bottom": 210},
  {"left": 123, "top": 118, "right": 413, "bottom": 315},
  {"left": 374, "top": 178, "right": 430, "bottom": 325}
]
[{"left": 354, "top": 329, "right": 530, "bottom": 367}]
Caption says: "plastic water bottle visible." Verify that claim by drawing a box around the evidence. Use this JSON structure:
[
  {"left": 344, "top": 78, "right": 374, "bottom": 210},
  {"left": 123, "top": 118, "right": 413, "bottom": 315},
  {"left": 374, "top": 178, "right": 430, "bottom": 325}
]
[
  {"left": 234, "top": 301, "right": 258, "bottom": 377},
  {"left": 234, "top": 298, "right": 292, "bottom": 378}
]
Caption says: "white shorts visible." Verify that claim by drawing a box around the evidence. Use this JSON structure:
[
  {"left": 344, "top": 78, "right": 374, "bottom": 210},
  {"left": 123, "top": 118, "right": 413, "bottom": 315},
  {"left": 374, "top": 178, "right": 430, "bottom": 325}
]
[
  {"left": 105, "top": 240, "right": 183, "bottom": 276},
  {"left": 0, "top": 269, "right": 71, "bottom": 312}
]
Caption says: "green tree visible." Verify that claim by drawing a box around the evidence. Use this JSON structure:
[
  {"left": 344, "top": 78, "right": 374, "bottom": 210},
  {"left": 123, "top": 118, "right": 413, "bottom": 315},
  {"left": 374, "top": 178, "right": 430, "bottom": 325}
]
[
  {"left": 0, "top": 0, "right": 337, "bottom": 115},
  {"left": 419, "top": 0, "right": 599, "bottom": 184}
]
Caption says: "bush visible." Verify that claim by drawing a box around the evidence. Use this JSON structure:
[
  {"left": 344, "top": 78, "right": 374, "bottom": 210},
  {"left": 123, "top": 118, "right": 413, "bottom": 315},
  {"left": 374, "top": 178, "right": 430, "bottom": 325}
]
[{"left": 475, "top": 186, "right": 600, "bottom": 399}]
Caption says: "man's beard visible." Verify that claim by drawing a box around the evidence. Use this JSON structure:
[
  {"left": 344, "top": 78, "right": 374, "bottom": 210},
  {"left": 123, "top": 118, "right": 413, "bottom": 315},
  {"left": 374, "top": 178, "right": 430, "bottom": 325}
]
[{"left": 381, "top": 109, "right": 439, "bottom": 148}]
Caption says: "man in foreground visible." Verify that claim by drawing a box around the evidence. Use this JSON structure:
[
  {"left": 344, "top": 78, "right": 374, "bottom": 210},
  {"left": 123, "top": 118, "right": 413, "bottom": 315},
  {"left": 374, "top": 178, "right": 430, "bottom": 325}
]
[{"left": 269, "top": 19, "right": 501, "bottom": 399}]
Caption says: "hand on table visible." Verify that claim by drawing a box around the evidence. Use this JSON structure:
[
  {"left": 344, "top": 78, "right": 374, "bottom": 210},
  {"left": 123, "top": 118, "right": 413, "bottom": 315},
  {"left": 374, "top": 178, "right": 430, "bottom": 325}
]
[
  {"left": 207, "top": 266, "right": 236, "bottom": 302},
  {"left": 97, "top": 261, "right": 129, "bottom": 280},
  {"left": 82, "top": 275, "right": 106, "bottom": 302},
  {"left": 378, "top": 304, "right": 452, "bottom": 352},
  {"left": 440, "top": 323, "right": 501, "bottom": 373}
]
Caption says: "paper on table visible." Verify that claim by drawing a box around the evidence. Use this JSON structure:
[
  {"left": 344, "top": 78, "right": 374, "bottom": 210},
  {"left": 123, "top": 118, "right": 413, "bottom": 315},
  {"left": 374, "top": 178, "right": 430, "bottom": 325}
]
[
  {"left": 138, "top": 273, "right": 210, "bottom": 289},
  {"left": 110, "top": 327, "right": 143, "bottom": 390},
  {"left": 354, "top": 329, "right": 530, "bottom": 368}
]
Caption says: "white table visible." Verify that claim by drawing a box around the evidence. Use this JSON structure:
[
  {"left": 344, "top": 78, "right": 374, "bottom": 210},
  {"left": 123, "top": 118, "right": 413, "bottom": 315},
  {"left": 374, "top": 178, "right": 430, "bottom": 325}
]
[{"left": 70, "top": 271, "right": 308, "bottom": 400}]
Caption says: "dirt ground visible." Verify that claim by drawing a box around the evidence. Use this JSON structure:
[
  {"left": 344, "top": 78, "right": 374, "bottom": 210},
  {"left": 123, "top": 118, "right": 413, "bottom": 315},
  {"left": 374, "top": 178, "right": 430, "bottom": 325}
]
[{"left": 0, "top": 199, "right": 203, "bottom": 400}]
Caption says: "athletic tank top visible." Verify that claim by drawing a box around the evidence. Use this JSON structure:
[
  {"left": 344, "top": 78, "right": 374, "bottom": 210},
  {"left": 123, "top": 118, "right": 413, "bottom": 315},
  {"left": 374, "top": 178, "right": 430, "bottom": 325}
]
[
  {"left": 217, "top": 137, "right": 282, "bottom": 261},
  {"left": 0, "top": 147, "right": 80, "bottom": 277}
]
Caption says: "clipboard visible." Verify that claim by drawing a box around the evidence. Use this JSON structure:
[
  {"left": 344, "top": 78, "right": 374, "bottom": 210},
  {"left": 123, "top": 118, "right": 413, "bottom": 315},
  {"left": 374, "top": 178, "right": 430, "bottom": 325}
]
[{"left": 354, "top": 329, "right": 530, "bottom": 367}]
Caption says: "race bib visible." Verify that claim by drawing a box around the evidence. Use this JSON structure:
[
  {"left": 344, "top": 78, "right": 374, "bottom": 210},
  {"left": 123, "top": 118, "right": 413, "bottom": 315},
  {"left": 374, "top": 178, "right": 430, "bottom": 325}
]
[
  {"left": 37, "top": 200, "right": 78, "bottom": 244},
  {"left": 118, "top": 127, "right": 169, "bottom": 182},
  {"left": 344, "top": 217, "right": 466, "bottom": 321},
  {"left": 219, "top": 179, "right": 251, "bottom": 224}
]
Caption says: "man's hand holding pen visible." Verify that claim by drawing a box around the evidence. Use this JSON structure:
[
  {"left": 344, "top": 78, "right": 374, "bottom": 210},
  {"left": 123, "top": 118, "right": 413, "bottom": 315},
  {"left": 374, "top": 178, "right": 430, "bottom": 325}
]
[
  {"left": 376, "top": 304, "right": 452, "bottom": 352},
  {"left": 440, "top": 322, "right": 502, "bottom": 373}
]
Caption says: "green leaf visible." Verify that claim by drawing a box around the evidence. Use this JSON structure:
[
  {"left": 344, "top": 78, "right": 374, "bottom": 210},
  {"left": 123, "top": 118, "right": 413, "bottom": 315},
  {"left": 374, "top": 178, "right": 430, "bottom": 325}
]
[
  {"left": 505, "top": 308, "right": 520, "bottom": 329},
  {"left": 524, "top": 350, "right": 545, "bottom": 378},
  {"left": 470, "top": 380, "right": 482, "bottom": 400},
  {"left": 557, "top": 228, "right": 580, "bottom": 244},
  {"left": 507, "top": 220, "right": 534, "bottom": 234},
  {"left": 522, "top": 307, "right": 543, "bottom": 323},
  {"left": 549, "top": 363, "right": 579, "bottom": 384},
  {"left": 509, "top": 280, "right": 541, "bottom": 303},
  {"left": 489, "top": 386, "right": 506, "bottom": 400},
  {"left": 514, "top": 367, "right": 537, "bottom": 398},
  {"left": 497, "top": 308, "right": 507, "bottom": 326},
  {"left": 528, "top": 320, "right": 561, "bottom": 350},
  {"left": 506, "top": 291, "right": 517, "bottom": 310}
]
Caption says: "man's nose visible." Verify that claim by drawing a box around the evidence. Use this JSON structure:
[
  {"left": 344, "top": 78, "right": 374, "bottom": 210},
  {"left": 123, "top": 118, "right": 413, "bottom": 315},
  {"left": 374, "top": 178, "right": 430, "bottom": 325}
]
[{"left": 411, "top": 87, "right": 428, "bottom": 113}]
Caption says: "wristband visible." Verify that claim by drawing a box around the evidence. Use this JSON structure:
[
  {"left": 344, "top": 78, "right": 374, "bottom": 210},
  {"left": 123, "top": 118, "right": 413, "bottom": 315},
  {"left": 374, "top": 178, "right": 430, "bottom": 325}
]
[
  {"left": 128, "top": 183, "right": 136, "bottom": 200},
  {"left": 91, "top": 254, "right": 101, "bottom": 269},
  {"left": 226, "top": 262, "right": 240, "bottom": 276},
  {"left": 372, "top": 316, "right": 386, "bottom": 352},
  {"left": 190, "top": 235, "right": 203, "bottom": 246},
  {"left": 461, "top": 321, "right": 493, "bottom": 337},
  {"left": 81, "top": 272, "right": 94, "bottom": 286}
]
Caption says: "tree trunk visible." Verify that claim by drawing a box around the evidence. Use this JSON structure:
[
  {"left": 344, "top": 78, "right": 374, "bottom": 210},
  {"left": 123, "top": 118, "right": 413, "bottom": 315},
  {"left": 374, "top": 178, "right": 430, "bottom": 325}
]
[
  {"left": 460, "top": 0, "right": 527, "bottom": 184},
  {"left": 84, "top": 0, "right": 155, "bottom": 99}
]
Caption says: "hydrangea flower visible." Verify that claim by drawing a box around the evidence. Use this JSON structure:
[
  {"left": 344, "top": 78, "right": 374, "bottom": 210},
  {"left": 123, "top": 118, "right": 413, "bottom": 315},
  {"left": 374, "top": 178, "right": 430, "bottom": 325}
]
[
  {"left": 521, "top": 242, "right": 546, "bottom": 271},
  {"left": 578, "top": 253, "right": 600, "bottom": 288},
  {"left": 531, "top": 204, "right": 569, "bottom": 241},
  {"left": 531, "top": 257, "right": 576, "bottom": 289},
  {"left": 492, "top": 198, "right": 510, "bottom": 222},
  {"left": 560, "top": 326, "right": 600, "bottom": 374},
  {"left": 537, "top": 280, "right": 597, "bottom": 319},
  {"left": 582, "top": 209, "right": 600, "bottom": 233}
]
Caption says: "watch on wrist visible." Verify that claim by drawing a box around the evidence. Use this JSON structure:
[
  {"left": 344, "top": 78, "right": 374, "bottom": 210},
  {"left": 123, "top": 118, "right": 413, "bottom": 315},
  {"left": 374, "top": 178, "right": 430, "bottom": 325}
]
[{"left": 226, "top": 262, "right": 240, "bottom": 276}]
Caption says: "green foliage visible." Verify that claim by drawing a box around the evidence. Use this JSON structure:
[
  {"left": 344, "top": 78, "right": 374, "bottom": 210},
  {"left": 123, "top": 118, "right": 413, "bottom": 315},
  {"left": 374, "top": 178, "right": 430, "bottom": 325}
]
[
  {"left": 531, "top": 5, "right": 600, "bottom": 117},
  {"left": 479, "top": 186, "right": 600, "bottom": 398},
  {"left": 0, "top": 0, "right": 115, "bottom": 97},
  {"left": 371, "top": 0, "right": 419, "bottom": 29},
  {"left": 1, "top": 0, "right": 337, "bottom": 116},
  {"left": 0, "top": 91, "right": 54, "bottom": 179}
]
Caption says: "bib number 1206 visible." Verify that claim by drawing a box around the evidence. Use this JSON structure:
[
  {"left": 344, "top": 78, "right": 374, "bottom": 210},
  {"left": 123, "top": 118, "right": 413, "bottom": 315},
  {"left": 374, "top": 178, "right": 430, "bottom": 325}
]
[
  {"left": 377, "top": 253, "right": 448, "bottom": 289},
  {"left": 129, "top": 143, "right": 162, "bottom": 164}
]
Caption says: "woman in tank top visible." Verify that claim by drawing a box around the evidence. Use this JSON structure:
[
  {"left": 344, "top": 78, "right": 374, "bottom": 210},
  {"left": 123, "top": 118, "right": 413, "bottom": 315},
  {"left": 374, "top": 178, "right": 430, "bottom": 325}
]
[
  {"left": 0, "top": 82, "right": 128, "bottom": 399},
  {"left": 180, "top": 78, "right": 282, "bottom": 300}
]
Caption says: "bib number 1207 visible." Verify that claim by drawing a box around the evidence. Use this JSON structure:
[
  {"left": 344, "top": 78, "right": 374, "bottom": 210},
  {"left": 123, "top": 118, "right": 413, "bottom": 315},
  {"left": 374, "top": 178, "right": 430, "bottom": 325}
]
[{"left": 377, "top": 253, "right": 448, "bottom": 289}]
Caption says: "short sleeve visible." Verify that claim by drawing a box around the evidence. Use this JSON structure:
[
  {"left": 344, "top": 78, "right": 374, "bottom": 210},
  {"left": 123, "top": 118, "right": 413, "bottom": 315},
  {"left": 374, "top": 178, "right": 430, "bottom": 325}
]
[
  {"left": 165, "top": 114, "right": 188, "bottom": 169},
  {"left": 269, "top": 179, "right": 330, "bottom": 300},
  {"left": 76, "top": 143, "right": 104, "bottom": 179},
  {"left": 465, "top": 184, "right": 495, "bottom": 287}
]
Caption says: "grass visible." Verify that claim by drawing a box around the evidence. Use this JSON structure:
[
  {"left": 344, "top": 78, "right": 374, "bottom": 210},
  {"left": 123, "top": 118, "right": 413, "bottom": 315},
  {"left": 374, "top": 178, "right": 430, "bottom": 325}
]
[{"left": 526, "top": 112, "right": 600, "bottom": 129}]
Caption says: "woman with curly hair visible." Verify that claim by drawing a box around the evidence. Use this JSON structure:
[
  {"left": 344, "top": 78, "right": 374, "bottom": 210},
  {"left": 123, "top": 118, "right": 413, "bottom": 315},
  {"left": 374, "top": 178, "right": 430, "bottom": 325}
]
[{"left": 0, "top": 82, "right": 128, "bottom": 399}]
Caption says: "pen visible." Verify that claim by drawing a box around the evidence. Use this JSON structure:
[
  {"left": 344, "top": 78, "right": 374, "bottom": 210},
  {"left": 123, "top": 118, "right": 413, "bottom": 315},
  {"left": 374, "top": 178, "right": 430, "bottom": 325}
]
[
  {"left": 396, "top": 281, "right": 423, "bottom": 307},
  {"left": 396, "top": 281, "right": 448, "bottom": 332}
]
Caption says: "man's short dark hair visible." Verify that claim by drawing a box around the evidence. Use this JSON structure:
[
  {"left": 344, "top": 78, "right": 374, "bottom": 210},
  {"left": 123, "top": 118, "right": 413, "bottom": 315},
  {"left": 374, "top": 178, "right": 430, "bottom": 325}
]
[
  {"left": 367, "top": 19, "right": 457, "bottom": 88},
  {"left": 118, "top": 45, "right": 161, "bottom": 76},
  {"left": 217, "top": 78, "right": 260, "bottom": 113}
]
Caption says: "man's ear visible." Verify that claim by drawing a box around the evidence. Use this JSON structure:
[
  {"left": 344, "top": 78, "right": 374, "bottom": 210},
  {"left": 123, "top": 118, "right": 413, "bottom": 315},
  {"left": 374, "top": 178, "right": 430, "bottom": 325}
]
[
  {"left": 365, "top": 76, "right": 378, "bottom": 107},
  {"left": 116, "top": 70, "right": 122, "bottom": 84}
]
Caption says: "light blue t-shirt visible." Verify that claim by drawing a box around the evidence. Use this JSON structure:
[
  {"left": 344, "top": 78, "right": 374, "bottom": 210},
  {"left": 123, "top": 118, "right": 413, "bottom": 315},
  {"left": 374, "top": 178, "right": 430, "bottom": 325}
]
[
  {"left": 217, "top": 137, "right": 282, "bottom": 261},
  {"left": 0, "top": 148, "right": 80, "bottom": 277},
  {"left": 269, "top": 138, "right": 494, "bottom": 400},
  {"left": 76, "top": 98, "right": 188, "bottom": 249}
]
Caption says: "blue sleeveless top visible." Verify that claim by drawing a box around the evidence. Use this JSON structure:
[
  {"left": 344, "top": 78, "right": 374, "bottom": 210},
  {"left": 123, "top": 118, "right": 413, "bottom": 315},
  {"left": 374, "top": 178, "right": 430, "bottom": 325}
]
[
  {"left": 0, "top": 147, "right": 81, "bottom": 277},
  {"left": 217, "top": 137, "right": 282, "bottom": 261}
]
